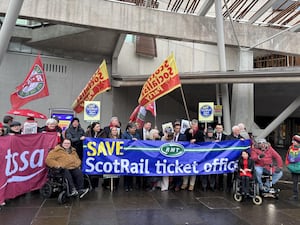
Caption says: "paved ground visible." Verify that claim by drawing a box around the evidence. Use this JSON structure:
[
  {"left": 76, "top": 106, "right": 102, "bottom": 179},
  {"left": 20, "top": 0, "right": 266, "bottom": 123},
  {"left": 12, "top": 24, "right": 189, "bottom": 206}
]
[
  {"left": 0, "top": 178, "right": 299, "bottom": 225},
  {"left": 1, "top": 147, "right": 299, "bottom": 225}
]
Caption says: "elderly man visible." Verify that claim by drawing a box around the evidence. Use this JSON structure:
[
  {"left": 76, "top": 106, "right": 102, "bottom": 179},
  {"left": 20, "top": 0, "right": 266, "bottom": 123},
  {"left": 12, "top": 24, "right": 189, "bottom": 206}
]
[{"left": 225, "top": 125, "right": 244, "bottom": 192}]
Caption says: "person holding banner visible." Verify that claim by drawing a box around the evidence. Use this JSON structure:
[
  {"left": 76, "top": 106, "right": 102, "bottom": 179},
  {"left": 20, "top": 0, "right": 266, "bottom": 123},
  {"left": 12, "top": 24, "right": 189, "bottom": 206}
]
[
  {"left": 182, "top": 119, "right": 205, "bottom": 191},
  {"left": 225, "top": 125, "right": 244, "bottom": 192},
  {"left": 102, "top": 126, "right": 122, "bottom": 191},
  {"left": 85, "top": 122, "right": 107, "bottom": 189},
  {"left": 103, "top": 116, "right": 121, "bottom": 138},
  {"left": 38, "top": 118, "right": 63, "bottom": 144},
  {"left": 214, "top": 123, "right": 227, "bottom": 191},
  {"left": 45, "top": 138, "right": 89, "bottom": 198},
  {"left": 122, "top": 122, "right": 141, "bottom": 191},
  {"left": 201, "top": 127, "right": 217, "bottom": 192}
]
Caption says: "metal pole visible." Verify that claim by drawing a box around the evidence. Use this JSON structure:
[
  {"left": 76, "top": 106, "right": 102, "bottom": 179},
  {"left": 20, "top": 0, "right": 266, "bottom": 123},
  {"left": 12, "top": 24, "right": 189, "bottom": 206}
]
[
  {"left": 180, "top": 86, "right": 191, "bottom": 122},
  {"left": 215, "top": 0, "right": 231, "bottom": 134},
  {"left": 215, "top": 84, "right": 221, "bottom": 124},
  {"left": 0, "top": 0, "right": 24, "bottom": 65},
  {"left": 250, "top": 24, "right": 300, "bottom": 50},
  {"left": 257, "top": 96, "right": 300, "bottom": 139}
]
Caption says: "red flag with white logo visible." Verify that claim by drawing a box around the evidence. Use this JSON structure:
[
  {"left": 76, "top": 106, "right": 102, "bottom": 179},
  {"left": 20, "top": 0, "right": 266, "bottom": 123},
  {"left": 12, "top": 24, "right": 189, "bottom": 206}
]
[{"left": 10, "top": 55, "right": 49, "bottom": 109}]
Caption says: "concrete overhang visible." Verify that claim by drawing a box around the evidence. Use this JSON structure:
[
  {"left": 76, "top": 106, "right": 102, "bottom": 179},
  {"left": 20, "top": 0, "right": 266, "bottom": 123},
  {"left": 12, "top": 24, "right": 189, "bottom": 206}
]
[
  {"left": 111, "top": 67, "right": 300, "bottom": 87},
  {"left": 0, "top": 0, "right": 299, "bottom": 55}
]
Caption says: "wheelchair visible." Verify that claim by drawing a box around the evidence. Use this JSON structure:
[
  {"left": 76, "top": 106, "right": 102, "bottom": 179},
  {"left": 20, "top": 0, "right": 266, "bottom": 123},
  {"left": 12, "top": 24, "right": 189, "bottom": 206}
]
[
  {"left": 40, "top": 168, "right": 91, "bottom": 204},
  {"left": 259, "top": 167, "right": 280, "bottom": 199},
  {"left": 232, "top": 171, "right": 263, "bottom": 205}
]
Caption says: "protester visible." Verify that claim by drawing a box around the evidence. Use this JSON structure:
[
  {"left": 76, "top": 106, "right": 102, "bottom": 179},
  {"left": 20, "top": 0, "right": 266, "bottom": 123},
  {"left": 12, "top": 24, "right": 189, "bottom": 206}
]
[
  {"left": 170, "top": 122, "right": 186, "bottom": 191},
  {"left": 238, "top": 123, "right": 250, "bottom": 140},
  {"left": 103, "top": 116, "right": 121, "bottom": 137},
  {"left": 8, "top": 121, "right": 22, "bottom": 135},
  {"left": 38, "top": 118, "right": 63, "bottom": 144},
  {"left": 45, "top": 138, "right": 89, "bottom": 198},
  {"left": 225, "top": 125, "right": 244, "bottom": 192},
  {"left": 182, "top": 119, "right": 204, "bottom": 191},
  {"left": 251, "top": 138, "right": 283, "bottom": 192},
  {"left": 237, "top": 150, "right": 254, "bottom": 196},
  {"left": 0, "top": 122, "right": 4, "bottom": 136},
  {"left": 102, "top": 126, "right": 121, "bottom": 191},
  {"left": 137, "top": 121, "right": 152, "bottom": 140},
  {"left": 85, "top": 122, "right": 107, "bottom": 189},
  {"left": 122, "top": 122, "right": 141, "bottom": 191},
  {"left": 201, "top": 127, "right": 216, "bottom": 192},
  {"left": 286, "top": 135, "right": 300, "bottom": 200},
  {"left": 159, "top": 127, "right": 174, "bottom": 191},
  {"left": 65, "top": 117, "right": 86, "bottom": 160},
  {"left": 2, "top": 115, "right": 14, "bottom": 135},
  {"left": 214, "top": 123, "right": 227, "bottom": 191}
]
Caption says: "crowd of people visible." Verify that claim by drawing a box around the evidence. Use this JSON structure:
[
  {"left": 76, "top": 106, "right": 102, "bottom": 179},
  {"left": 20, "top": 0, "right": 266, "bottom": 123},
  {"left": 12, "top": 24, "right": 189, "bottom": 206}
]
[{"left": 1, "top": 114, "right": 299, "bottom": 202}]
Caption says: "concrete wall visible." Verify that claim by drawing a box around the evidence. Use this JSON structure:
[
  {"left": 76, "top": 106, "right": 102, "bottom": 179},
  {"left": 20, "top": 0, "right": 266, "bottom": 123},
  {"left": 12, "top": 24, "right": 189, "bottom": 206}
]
[
  {"left": 118, "top": 38, "right": 239, "bottom": 75},
  {"left": 0, "top": 38, "right": 241, "bottom": 131},
  {"left": 0, "top": 52, "right": 113, "bottom": 129}
]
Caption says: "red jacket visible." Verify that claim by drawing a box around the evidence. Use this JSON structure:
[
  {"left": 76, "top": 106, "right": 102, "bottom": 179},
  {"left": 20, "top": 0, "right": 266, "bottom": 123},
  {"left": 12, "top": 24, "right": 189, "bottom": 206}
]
[{"left": 251, "top": 145, "right": 283, "bottom": 173}]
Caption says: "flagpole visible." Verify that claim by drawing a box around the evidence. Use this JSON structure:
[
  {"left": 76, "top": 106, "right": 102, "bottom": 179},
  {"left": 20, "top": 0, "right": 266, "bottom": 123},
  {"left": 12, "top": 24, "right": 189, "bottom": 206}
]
[{"left": 180, "top": 86, "right": 190, "bottom": 121}]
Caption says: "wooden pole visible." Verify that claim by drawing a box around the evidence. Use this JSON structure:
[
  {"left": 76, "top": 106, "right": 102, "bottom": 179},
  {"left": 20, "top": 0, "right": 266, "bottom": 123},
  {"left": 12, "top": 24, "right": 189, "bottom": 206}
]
[{"left": 180, "top": 86, "right": 190, "bottom": 121}]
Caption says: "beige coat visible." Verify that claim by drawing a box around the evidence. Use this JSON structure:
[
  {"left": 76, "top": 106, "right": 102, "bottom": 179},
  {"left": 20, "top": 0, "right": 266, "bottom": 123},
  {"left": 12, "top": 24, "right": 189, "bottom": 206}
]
[{"left": 46, "top": 144, "right": 81, "bottom": 169}]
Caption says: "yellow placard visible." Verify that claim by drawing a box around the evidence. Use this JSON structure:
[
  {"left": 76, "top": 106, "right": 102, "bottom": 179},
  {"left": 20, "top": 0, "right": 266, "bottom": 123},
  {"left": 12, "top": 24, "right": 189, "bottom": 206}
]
[
  {"left": 214, "top": 105, "right": 223, "bottom": 117},
  {"left": 84, "top": 101, "right": 101, "bottom": 122},
  {"left": 198, "top": 102, "right": 214, "bottom": 122}
]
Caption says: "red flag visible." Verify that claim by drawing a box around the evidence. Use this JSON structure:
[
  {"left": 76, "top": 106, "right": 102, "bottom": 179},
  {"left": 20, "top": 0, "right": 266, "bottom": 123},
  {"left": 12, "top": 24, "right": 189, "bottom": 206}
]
[
  {"left": 72, "top": 60, "right": 111, "bottom": 113},
  {"left": 129, "top": 105, "right": 147, "bottom": 129},
  {"left": 146, "top": 101, "right": 156, "bottom": 117},
  {"left": 10, "top": 55, "right": 49, "bottom": 109},
  {"left": 138, "top": 53, "right": 181, "bottom": 106}
]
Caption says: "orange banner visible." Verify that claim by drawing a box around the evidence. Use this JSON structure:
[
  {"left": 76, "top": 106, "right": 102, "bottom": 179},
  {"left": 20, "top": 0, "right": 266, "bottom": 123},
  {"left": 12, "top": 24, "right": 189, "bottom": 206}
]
[
  {"left": 138, "top": 53, "right": 181, "bottom": 106},
  {"left": 72, "top": 60, "right": 111, "bottom": 113}
]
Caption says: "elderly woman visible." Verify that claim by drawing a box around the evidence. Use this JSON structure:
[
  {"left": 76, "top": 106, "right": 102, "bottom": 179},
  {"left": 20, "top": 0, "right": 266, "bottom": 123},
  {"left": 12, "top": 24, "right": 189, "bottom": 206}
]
[
  {"left": 38, "top": 118, "right": 63, "bottom": 144},
  {"left": 46, "top": 138, "right": 89, "bottom": 198}
]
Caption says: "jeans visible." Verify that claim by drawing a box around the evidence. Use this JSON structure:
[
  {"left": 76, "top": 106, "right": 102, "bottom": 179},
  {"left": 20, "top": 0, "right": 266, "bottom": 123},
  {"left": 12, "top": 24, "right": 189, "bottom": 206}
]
[{"left": 255, "top": 166, "right": 282, "bottom": 189}]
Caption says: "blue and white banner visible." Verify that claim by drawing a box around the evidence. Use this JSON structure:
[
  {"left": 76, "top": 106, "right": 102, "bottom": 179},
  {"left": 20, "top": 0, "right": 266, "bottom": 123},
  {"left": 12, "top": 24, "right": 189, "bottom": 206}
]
[{"left": 82, "top": 138, "right": 251, "bottom": 176}]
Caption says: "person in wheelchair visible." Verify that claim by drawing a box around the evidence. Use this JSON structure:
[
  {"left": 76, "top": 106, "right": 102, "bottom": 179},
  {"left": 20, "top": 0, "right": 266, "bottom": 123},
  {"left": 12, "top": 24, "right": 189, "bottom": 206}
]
[
  {"left": 237, "top": 150, "right": 255, "bottom": 196},
  {"left": 251, "top": 138, "right": 283, "bottom": 192},
  {"left": 46, "top": 138, "right": 89, "bottom": 198}
]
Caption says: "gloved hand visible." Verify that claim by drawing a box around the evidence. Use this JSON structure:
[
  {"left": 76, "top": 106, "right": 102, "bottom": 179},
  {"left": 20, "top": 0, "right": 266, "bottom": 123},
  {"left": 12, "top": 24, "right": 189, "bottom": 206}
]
[
  {"left": 275, "top": 168, "right": 282, "bottom": 173},
  {"left": 259, "top": 153, "right": 265, "bottom": 159}
]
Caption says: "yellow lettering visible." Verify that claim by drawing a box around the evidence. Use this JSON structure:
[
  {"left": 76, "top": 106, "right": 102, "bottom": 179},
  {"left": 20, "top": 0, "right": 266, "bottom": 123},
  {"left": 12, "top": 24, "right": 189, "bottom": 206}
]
[
  {"left": 116, "top": 141, "right": 124, "bottom": 155},
  {"left": 105, "top": 141, "right": 115, "bottom": 155},
  {"left": 87, "top": 141, "right": 97, "bottom": 156},
  {"left": 97, "top": 142, "right": 107, "bottom": 156}
]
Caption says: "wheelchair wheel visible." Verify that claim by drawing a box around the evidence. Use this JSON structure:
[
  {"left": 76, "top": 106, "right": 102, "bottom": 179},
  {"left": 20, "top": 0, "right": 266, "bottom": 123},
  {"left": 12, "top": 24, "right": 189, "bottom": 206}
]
[
  {"left": 253, "top": 196, "right": 263, "bottom": 205},
  {"left": 40, "top": 182, "right": 53, "bottom": 198},
  {"left": 58, "top": 191, "right": 67, "bottom": 204},
  {"left": 233, "top": 193, "right": 243, "bottom": 202}
]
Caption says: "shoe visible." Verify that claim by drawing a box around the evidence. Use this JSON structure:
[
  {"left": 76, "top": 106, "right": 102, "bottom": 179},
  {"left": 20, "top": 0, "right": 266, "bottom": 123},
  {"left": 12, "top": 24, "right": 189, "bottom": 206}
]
[
  {"left": 188, "top": 185, "right": 194, "bottom": 191},
  {"left": 0, "top": 202, "right": 6, "bottom": 206},
  {"left": 175, "top": 186, "right": 180, "bottom": 192},
  {"left": 79, "top": 188, "right": 89, "bottom": 199},
  {"left": 181, "top": 184, "right": 188, "bottom": 190},
  {"left": 70, "top": 188, "right": 78, "bottom": 196}
]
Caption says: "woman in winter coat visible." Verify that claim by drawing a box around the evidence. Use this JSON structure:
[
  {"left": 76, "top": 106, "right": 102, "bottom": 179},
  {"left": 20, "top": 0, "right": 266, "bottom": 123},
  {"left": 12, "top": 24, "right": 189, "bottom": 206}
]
[{"left": 46, "top": 138, "right": 89, "bottom": 198}]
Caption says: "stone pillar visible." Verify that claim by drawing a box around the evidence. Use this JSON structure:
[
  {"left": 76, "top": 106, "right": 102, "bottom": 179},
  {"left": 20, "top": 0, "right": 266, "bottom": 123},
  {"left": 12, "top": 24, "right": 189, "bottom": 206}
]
[{"left": 231, "top": 48, "right": 254, "bottom": 131}]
